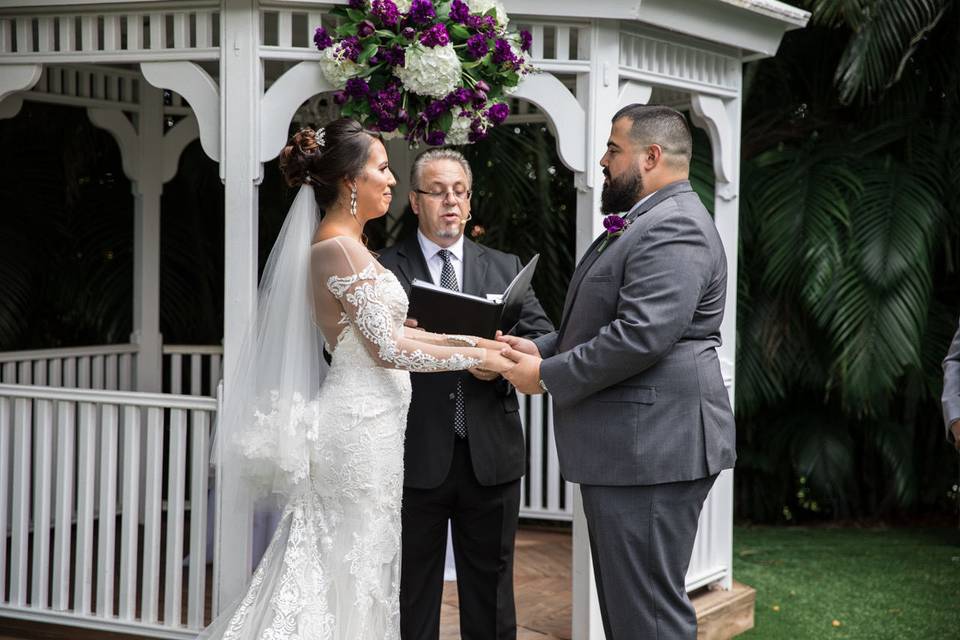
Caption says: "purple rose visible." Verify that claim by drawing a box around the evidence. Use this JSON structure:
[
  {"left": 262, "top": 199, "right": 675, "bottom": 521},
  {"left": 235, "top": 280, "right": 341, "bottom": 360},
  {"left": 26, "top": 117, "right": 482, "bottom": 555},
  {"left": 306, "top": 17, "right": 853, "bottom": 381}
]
[
  {"left": 377, "top": 116, "right": 399, "bottom": 132},
  {"left": 520, "top": 29, "right": 532, "bottom": 53},
  {"left": 372, "top": 0, "right": 400, "bottom": 28},
  {"left": 466, "top": 14, "right": 496, "bottom": 32},
  {"left": 408, "top": 0, "right": 436, "bottom": 25},
  {"left": 426, "top": 130, "right": 446, "bottom": 146},
  {"left": 397, "top": 108, "right": 409, "bottom": 123},
  {"left": 357, "top": 20, "right": 376, "bottom": 38},
  {"left": 471, "top": 90, "right": 487, "bottom": 109},
  {"left": 420, "top": 23, "right": 450, "bottom": 47},
  {"left": 466, "top": 33, "right": 489, "bottom": 59},
  {"left": 447, "top": 87, "right": 473, "bottom": 106},
  {"left": 492, "top": 38, "right": 516, "bottom": 66},
  {"left": 487, "top": 102, "right": 509, "bottom": 125},
  {"left": 345, "top": 77, "right": 370, "bottom": 98},
  {"left": 333, "top": 90, "right": 349, "bottom": 105},
  {"left": 603, "top": 214, "right": 626, "bottom": 233},
  {"left": 313, "top": 26, "right": 333, "bottom": 51},
  {"left": 475, "top": 80, "right": 491, "bottom": 93},
  {"left": 378, "top": 44, "right": 405, "bottom": 66},
  {"left": 339, "top": 36, "right": 362, "bottom": 61},
  {"left": 401, "top": 26, "right": 416, "bottom": 40},
  {"left": 425, "top": 100, "right": 447, "bottom": 120},
  {"left": 450, "top": 0, "right": 470, "bottom": 23}
]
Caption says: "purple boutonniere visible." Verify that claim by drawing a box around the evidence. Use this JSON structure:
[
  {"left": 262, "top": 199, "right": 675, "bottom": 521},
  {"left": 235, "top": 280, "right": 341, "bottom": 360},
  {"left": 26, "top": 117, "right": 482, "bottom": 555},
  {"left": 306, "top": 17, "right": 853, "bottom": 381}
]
[{"left": 597, "top": 214, "right": 630, "bottom": 253}]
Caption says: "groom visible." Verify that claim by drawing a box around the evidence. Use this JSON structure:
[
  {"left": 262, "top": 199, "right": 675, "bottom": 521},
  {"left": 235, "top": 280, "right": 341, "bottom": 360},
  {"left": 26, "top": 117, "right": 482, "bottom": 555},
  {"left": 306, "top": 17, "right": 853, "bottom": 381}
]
[
  {"left": 379, "top": 147, "right": 553, "bottom": 640},
  {"left": 501, "top": 105, "right": 736, "bottom": 639}
]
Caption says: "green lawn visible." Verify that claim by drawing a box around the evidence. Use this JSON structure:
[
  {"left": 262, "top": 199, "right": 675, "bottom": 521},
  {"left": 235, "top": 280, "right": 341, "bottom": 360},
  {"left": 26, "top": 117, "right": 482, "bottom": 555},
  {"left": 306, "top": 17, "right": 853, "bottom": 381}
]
[{"left": 733, "top": 526, "right": 960, "bottom": 639}]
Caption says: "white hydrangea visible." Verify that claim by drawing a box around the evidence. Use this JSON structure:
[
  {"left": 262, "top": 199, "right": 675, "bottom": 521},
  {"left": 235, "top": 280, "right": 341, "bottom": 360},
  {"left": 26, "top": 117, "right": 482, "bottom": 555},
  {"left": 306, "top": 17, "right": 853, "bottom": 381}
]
[
  {"left": 394, "top": 43, "right": 462, "bottom": 98},
  {"left": 445, "top": 111, "right": 474, "bottom": 145},
  {"left": 466, "top": 0, "right": 508, "bottom": 26},
  {"left": 318, "top": 45, "right": 365, "bottom": 89},
  {"left": 393, "top": 0, "right": 412, "bottom": 11}
]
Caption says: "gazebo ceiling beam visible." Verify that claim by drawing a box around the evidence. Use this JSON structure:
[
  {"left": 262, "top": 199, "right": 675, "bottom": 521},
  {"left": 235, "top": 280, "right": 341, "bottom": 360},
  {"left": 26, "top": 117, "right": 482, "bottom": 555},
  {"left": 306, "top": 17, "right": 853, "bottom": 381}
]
[
  {"left": 511, "top": 73, "right": 585, "bottom": 173},
  {"left": 259, "top": 60, "right": 334, "bottom": 163},
  {"left": 0, "top": 63, "right": 40, "bottom": 103}
]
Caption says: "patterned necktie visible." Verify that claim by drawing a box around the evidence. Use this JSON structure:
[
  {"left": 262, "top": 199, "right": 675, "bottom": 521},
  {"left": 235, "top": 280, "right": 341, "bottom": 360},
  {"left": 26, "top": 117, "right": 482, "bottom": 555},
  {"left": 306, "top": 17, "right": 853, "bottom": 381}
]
[{"left": 438, "top": 249, "right": 467, "bottom": 439}]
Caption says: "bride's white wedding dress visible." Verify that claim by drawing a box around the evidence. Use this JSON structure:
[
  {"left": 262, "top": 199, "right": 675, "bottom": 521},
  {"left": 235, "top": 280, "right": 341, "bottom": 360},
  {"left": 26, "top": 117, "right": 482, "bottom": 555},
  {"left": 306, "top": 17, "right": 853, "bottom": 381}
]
[{"left": 201, "top": 235, "right": 486, "bottom": 640}]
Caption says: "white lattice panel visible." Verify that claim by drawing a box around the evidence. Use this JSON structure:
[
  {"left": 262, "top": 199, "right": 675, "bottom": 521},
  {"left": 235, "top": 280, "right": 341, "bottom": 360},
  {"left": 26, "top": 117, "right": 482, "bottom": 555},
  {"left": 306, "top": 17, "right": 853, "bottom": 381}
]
[{"left": 620, "top": 29, "right": 739, "bottom": 96}]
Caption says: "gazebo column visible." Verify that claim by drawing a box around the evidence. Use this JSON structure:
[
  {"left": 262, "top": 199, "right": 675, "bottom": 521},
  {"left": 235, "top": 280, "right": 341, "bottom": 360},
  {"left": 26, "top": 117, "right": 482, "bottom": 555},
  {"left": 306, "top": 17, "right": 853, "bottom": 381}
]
[
  {"left": 571, "top": 18, "right": 622, "bottom": 640},
  {"left": 215, "top": 0, "right": 262, "bottom": 613},
  {"left": 131, "top": 83, "right": 165, "bottom": 393},
  {"left": 690, "top": 84, "right": 742, "bottom": 590}
]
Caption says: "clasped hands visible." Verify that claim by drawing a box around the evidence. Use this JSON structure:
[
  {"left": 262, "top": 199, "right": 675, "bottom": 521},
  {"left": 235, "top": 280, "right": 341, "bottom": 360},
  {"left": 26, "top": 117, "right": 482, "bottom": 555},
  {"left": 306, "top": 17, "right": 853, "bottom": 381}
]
[
  {"left": 403, "top": 319, "right": 544, "bottom": 392},
  {"left": 473, "top": 332, "right": 544, "bottom": 395}
]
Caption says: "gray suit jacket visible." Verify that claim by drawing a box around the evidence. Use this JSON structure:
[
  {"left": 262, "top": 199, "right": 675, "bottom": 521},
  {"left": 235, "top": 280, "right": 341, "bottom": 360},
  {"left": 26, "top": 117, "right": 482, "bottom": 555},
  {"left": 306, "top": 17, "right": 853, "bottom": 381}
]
[
  {"left": 942, "top": 318, "right": 960, "bottom": 443},
  {"left": 535, "top": 180, "right": 736, "bottom": 486}
]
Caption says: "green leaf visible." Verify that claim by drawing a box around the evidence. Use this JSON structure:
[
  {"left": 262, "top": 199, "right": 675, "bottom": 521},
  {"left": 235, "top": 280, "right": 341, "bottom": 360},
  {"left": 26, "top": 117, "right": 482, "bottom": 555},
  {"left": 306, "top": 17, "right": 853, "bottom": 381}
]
[
  {"left": 336, "top": 23, "right": 359, "bottom": 37},
  {"left": 450, "top": 24, "right": 472, "bottom": 40},
  {"left": 346, "top": 8, "right": 366, "bottom": 22},
  {"left": 358, "top": 41, "right": 380, "bottom": 65},
  {"left": 437, "top": 111, "right": 453, "bottom": 132}
]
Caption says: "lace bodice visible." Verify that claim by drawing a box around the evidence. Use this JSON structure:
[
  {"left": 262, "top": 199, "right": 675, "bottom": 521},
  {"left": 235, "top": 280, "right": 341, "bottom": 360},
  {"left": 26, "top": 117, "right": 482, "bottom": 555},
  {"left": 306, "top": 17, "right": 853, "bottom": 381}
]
[{"left": 310, "top": 236, "right": 484, "bottom": 372}]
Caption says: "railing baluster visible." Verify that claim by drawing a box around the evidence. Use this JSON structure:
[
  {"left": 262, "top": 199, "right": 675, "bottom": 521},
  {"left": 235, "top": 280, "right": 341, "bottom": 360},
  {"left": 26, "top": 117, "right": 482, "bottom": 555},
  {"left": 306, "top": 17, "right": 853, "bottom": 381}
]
[
  {"left": 80, "top": 15, "right": 96, "bottom": 52},
  {"left": 128, "top": 14, "right": 143, "bottom": 50},
  {"left": 141, "top": 406, "right": 164, "bottom": 623},
  {"left": 518, "top": 393, "right": 528, "bottom": 511},
  {"left": 10, "top": 397, "right": 32, "bottom": 606},
  {"left": 531, "top": 24, "right": 544, "bottom": 60},
  {"left": 118, "top": 405, "right": 141, "bottom": 620},
  {"left": 529, "top": 393, "right": 544, "bottom": 510},
  {"left": 31, "top": 398, "right": 54, "bottom": 608},
  {"left": 38, "top": 17, "right": 55, "bottom": 52},
  {"left": 0, "top": 397, "right": 10, "bottom": 601},
  {"left": 170, "top": 353, "right": 183, "bottom": 395},
  {"left": 103, "top": 14, "right": 121, "bottom": 51},
  {"left": 2, "top": 362, "right": 14, "bottom": 383},
  {"left": 164, "top": 409, "right": 188, "bottom": 625},
  {"left": 555, "top": 26, "right": 570, "bottom": 61},
  {"left": 64, "top": 357, "right": 77, "bottom": 387},
  {"left": 78, "top": 355, "right": 90, "bottom": 388},
  {"left": 74, "top": 402, "right": 97, "bottom": 614},
  {"left": 92, "top": 355, "right": 105, "bottom": 390},
  {"left": 191, "top": 354, "right": 202, "bottom": 396},
  {"left": 187, "top": 411, "right": 209, "bottom": 628},
  {"left": 58, "top": 16, "right": 75, "bottom": 53},
  {"left": 96, "top": 404, "right": 119, "bottom": 617},
  {"left": 15, "top": 18, "right": 33, "bottom": 53},
  {"left": 0, "top": 19, "right": 12, "bottom": 53},
  {"left": 50, "top": 357, "right": 62, "bottom": 387},
  {"left": 120, "top": 353, "right": 132, "bottom": 391},
  {"left": 196, "top": 11, "right": 212, "bottom": 48},
  {"left": 173, "top": 12, "right": 188, "bottom": 49},
  {"left": 106, "top": 354, "right": 118, "bottom": 390},
  {"left": 34, "top": 359, "right": 47, "bottom": 386},
  {"left": 52, "top": 400, "right": 75, "bottom": 610},
  {"left": 278, "top": 10, "right": 293, "bottom": 48},
  {"left": 149, "top": 12, "right": 165, "bottom": 50},
  {"left": 209, "top": 354, "right": 222, "bottom": 397},
  {"left": 17, "top": 360, "right": 31, "bottom": 385},
  {"left": 545, "top": 398, "right": 561, "bottom": 513}
]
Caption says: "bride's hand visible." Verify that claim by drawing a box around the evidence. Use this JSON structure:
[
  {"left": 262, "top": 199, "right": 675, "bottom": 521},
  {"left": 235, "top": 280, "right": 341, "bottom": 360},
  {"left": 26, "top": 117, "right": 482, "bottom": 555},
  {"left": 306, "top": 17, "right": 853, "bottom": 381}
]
[{"left": 481, "top": 348, "right": 516, "bottom": 374}]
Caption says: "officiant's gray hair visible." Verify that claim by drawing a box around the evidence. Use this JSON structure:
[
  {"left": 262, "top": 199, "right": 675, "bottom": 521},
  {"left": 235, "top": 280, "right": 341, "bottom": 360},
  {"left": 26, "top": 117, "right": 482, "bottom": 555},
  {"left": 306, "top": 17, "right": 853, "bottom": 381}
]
[
  {"left": 411, "top": 147, "right": 473, "bottom": 189},
  {"left": 613, "top": 104, "right": 692, "bottom": 169}
]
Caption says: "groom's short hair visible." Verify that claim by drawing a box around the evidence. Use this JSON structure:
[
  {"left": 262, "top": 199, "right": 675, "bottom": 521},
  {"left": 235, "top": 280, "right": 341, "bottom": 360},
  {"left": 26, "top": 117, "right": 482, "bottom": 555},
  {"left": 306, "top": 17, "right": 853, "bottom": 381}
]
[{"left": 612, "top": 104, "right": 693, "bottom": 169}]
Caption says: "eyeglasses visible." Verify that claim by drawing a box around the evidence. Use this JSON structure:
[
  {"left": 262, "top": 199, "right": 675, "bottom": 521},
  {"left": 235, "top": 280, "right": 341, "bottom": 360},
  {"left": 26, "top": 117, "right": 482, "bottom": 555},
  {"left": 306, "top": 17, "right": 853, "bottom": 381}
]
[{"left": 415, "top": 188, "right": 472, "bottom": 201}]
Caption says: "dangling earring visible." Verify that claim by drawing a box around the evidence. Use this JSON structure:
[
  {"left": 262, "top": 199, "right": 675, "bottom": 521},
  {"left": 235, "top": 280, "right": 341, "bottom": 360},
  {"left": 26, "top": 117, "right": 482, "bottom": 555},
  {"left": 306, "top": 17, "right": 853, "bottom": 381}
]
[{"left": 350, "top": 184, "right": 358, "bottom": 219}]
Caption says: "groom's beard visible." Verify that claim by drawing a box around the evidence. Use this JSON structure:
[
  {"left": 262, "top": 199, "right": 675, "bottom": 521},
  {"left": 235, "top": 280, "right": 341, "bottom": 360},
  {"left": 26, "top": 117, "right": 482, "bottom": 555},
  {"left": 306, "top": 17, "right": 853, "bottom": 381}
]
[{"left": 600, "top": 168, "right": 643, "bottom": 214}]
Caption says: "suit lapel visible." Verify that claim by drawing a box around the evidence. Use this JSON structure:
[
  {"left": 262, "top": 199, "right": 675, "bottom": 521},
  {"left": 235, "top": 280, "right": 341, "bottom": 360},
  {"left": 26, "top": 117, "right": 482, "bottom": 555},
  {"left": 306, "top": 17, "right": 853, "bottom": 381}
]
[
  {"left": 394, "top": 233, "right": 432, "bottom": 291},
  {"left": 462, "top": 239, "right": 487, "bottom": 297},
  {"left": 556, "top": 180, "right": 695, "bottom": 335}
]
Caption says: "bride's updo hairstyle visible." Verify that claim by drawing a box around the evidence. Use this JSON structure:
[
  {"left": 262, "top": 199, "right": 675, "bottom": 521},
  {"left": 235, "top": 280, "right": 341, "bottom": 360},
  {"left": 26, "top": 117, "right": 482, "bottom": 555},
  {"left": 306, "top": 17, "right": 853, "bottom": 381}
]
[{"left": 279, "top": 117, "right": 382, "bottom": 211}]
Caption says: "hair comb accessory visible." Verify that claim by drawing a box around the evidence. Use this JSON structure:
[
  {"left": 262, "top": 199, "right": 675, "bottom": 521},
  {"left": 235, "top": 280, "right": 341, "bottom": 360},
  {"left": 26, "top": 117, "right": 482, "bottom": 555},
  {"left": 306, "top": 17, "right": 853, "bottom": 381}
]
[{"left": 314, "top": 127, "right": 326, "bottom": 149}]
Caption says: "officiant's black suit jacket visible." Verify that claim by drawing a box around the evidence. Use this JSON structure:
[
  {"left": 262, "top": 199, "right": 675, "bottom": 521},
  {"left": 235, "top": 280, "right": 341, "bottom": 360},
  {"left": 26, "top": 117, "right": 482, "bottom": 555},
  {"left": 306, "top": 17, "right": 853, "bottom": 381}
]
[{"left": 379, "top": 233, "right": 554, "bottom": 488}]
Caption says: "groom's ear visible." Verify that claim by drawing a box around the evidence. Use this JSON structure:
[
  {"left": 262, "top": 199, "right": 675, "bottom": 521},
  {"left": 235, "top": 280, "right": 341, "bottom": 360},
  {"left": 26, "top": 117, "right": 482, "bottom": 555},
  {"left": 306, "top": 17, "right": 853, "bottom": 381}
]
[{"left": 642, "top": 144, "right": 664, "bottom": 172}]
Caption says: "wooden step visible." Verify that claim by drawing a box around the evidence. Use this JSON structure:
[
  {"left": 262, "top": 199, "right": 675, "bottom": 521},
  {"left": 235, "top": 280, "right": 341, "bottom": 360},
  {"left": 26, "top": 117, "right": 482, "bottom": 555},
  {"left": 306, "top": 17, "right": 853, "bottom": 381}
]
[{"left": 694, "top": 580, "right": 756, "bottom": 640}]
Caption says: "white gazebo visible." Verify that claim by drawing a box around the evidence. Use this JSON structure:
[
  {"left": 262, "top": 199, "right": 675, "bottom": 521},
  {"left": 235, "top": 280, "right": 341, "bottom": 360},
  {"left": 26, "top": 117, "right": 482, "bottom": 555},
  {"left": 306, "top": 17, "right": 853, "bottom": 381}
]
[{"left": 0, "top": 0, "right": 808, "bottom": 637}]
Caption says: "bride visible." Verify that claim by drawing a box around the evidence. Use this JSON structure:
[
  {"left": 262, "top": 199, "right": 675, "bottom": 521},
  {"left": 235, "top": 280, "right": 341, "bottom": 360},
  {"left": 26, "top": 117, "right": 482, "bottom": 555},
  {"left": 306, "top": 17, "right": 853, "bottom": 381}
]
[{"left": 200, "top": 118, "right": 514, "bottom": 639}]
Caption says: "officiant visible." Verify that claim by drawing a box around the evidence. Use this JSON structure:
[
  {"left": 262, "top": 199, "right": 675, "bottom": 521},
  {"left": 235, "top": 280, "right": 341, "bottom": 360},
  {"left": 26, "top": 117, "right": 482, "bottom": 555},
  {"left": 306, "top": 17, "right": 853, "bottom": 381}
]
[{"left": 379, "top": 148, "right": 553, "bottom": 640}]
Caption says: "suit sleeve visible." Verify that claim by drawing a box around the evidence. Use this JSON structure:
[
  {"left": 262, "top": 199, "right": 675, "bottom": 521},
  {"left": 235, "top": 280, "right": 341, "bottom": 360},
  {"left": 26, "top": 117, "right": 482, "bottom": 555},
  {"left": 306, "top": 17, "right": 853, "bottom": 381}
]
[
  {"left": 942, "top": 318, "right": 960, "bottom": 442},
  {"left": 539, "top": 211, "right": 716, "bottom": 408},
  {"left": 510, "top": 254, "right": 556, "bottom": 340}
]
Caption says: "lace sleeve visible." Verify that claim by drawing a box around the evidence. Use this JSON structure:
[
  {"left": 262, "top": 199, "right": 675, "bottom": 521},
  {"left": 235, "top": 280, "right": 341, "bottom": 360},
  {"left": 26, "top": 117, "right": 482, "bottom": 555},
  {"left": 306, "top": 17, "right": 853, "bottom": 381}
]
[{"left": 318, "top": 237, "right": 485, "bottom": 372}]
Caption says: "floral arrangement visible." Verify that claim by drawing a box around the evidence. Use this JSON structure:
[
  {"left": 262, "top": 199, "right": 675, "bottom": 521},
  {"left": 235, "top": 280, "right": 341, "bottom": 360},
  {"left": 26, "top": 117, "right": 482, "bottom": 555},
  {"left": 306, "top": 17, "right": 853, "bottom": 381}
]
[{"left": 314, "top": 0, "right": 534, "bottom": 145}]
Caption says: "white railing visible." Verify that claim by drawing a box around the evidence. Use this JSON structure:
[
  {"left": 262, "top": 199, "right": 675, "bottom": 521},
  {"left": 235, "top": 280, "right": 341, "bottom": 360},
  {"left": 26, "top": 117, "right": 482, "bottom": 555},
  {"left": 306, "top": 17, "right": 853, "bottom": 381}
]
[
  {"left": 0, "top": 384, "right": 215, "bottom": 638},
  {"left": 0, "top": 344, "right": 137, "bottom": 391},
  {"left": 619, "top": 27, "right": 739, "bottom": 97},
  {"left": 162, "top": 345, "right": 222, "bottom": 397},
  {"left": 517, "top": 392, "right": 733, "bottom": 591},
  {"left": 0, "top": 4, "right": 220, "bottom": 63}
]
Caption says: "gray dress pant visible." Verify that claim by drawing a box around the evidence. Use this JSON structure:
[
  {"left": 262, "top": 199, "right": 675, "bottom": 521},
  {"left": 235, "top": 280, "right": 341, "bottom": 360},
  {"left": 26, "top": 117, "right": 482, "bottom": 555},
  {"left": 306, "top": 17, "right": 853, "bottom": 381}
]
[{"left": 580, "top": 474, "right": 718, "bottom": 639}]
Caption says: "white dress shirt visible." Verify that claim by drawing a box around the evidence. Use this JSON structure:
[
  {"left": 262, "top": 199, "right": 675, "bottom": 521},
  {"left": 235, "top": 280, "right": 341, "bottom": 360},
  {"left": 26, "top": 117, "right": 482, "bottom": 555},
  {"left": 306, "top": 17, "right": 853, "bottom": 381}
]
[{"left": 417, "top": 230, "right": 465, "bottom": 291}]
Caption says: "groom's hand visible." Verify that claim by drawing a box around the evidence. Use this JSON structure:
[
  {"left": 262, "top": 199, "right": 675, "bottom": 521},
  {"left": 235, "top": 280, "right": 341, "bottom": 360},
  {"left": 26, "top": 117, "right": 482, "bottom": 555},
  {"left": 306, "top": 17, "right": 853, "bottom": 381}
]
[
  {"left": 501, "top": 349, "right": 543, "bottom": 394},
  {"left": 496, "top": 331, "right": 540, "bottom": 356}
]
